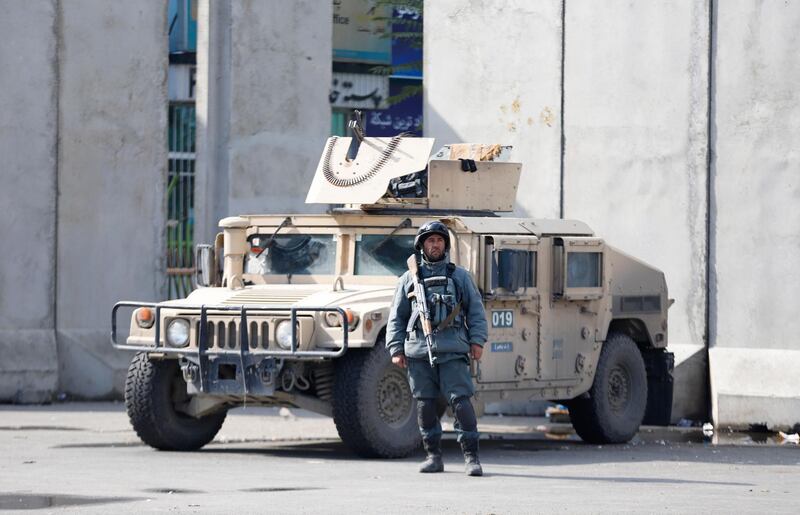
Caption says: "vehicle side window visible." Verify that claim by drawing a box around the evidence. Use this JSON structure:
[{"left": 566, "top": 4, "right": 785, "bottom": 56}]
[
  {"left": 492, "top": 249, "right": 536, "bottom": 293},
  {"left": 567, "top": 252, "right": 602, "bottom": 288}
]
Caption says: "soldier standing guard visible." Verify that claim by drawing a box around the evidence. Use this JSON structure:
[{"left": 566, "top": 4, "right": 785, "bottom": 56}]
[{"left": 386, "top": 221, "right": 488, "bottom": 476}]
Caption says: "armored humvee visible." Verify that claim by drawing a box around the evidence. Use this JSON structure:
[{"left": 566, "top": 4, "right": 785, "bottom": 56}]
[{"left": 112, "top": 135, "right": 674, "bottom": 458}]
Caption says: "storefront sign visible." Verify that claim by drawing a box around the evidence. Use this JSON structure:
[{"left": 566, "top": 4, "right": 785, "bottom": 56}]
[{"left": 333, "top": 0, "right": 391, "bottom": 64}]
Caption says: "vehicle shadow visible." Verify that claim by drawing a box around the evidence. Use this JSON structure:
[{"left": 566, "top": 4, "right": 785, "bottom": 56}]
[
  {"left": 196, "top": 436, "right": 799, "bottom": 469},
  {"left": 201, "top": 439, "right": 385, "bottom": 462},
  {"left": 482, "top": 471, "right": 753, "bottom": 487}
]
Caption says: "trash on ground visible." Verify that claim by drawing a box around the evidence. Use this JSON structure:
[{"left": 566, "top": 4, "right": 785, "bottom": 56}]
[{"left": 545, "top": 404, "right": 571, "bottom": 424}]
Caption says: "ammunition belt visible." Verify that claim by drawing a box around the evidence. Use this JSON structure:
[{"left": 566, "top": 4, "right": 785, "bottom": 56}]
[{"left": 322, "top": 135, "right": 404, "bottom": 187}]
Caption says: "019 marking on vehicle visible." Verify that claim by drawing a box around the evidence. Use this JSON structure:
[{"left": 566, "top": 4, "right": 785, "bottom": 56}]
[
  {"left": 491, "top": 310, "right": 514, "bottom": 328},
  {"left": 491, "top": 342, "right": 513, "bottom": 352}
]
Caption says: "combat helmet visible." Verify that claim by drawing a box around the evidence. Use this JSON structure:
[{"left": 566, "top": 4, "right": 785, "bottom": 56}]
[{"left": 414, "top": 221, "right": 450, "bottom": 251}]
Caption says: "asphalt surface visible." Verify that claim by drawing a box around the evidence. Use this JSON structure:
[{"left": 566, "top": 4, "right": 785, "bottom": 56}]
[{"left": 0, "top": 403, "right": 798, "bottom": 514}]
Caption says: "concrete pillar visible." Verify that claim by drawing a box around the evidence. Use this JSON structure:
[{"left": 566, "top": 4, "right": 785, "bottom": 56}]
[
  {"left": 563, "top": 0, "right": 711, "bottom": 422},
  {"left": 56, "top": 1, "right": 168, "bottom": 398},
  {"left": 424, "top": 1, "right": 564, "bottom": 218},
  {"left": 0, "top": 0, "right": 59, "bottom": 402},
  {"left": 710, "top": 1, "right": 800, "bottom": 429},
  {"left": 195, "top": 0, "right": 332, "bottom": 242},
  {"left": 195, "top": 0, "right": 231, "bottom": 247}
]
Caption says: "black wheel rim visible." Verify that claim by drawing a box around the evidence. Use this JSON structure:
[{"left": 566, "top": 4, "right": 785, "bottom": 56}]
[
  {"left": 376, "top": 365, "right": 413, "bottom": 427},
  {"left": 607, "top": 365, "right": 632, "bottom": 413}
]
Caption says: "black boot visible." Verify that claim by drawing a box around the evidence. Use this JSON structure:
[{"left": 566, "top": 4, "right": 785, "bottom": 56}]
[
  {"left": 460, "top": 438, "right": 483, "bottom": 476},
  {"left": 419, "top": 436, "right": 444, "bottom": 473}
]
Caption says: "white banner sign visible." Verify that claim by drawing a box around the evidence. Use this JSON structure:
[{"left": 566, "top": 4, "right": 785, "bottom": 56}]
[{"left": 330, "top": 72, "right": 388, "bottom": 110}]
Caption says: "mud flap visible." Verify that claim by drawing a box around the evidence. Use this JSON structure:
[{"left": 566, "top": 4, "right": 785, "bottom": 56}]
[{"left": 641, "top": 349, "right": 674, "bottom": 426}]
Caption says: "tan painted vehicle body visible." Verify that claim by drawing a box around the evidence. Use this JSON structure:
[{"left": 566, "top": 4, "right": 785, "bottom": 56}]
[{"left": 114, "top": 137, "right": 673, "bottom": 457}]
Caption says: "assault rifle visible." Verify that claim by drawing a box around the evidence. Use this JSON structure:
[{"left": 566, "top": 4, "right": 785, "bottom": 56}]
[{"left": 407, "top": 254, "right": 437, "bottom": 367}]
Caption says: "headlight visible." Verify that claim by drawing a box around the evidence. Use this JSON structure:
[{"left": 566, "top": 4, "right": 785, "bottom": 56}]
[
  {"left": 323, "top": 309, "right": 358, "bottom": 332},
  {"left": 275, "top": 320, "right": 295, "bottom": 350},
  {"left": 166, "top": 318, "right": 190, "bottom": 348},
  {"left": 324, "top": 311, "right": 341, "bottom": 327}
]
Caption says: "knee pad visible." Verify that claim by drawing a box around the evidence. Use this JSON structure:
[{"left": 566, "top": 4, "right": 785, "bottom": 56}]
[
  {"left": 451, "top": 396, "right": 477, "bottom": 432},
  {"left": 417, "top": 399, "right": 439, "bottom": 430}
]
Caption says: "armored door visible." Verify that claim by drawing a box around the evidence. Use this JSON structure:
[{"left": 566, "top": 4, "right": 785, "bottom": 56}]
[
  {"left": 476, "top": 235, "right": 540, "bottom": 384},
  {"left": 541, "top": 237, "right": 605, "bottom": 381}
]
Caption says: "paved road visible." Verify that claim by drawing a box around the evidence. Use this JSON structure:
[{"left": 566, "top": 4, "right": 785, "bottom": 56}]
[{"left": 0, "top": 403, "right": 797, "bottom": 513}]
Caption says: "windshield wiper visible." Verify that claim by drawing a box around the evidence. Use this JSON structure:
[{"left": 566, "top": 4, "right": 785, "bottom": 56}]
[{"left": 255, "top": 216, "right": 292, "bottom": 258}]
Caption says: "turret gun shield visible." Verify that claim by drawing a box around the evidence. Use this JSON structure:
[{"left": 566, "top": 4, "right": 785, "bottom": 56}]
[{"left": 305, "top": 136, "right": 435, "bottom": 205}]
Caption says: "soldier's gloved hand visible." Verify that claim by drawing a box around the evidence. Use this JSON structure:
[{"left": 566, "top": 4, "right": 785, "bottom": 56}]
[
  {"left": 470, "top": 344, "right": 483, "bottom": 361},
  {"left": 391, "top": 353, "right": 407, "bottom": 368}
]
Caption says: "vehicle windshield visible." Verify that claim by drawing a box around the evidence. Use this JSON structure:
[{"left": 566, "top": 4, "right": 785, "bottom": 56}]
[
  {"left": 355, "top": 234, "right": 416, "bottom": 276},
  {"left": 245, "top": 234, "right": 336, "bottom": 276}
]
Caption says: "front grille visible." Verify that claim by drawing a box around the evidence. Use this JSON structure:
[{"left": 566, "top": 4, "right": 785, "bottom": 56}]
[{"left": 194, "top": 319, "right": 270, "bottom": 349}]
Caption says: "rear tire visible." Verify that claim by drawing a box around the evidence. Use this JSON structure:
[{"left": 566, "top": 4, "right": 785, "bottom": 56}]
[
  {"left": 332, "top": 340, "right": 420, "bottom": 458},
  {"left": 569, "top": 333, "right": 647, "bottom": 444},
  {"left": 125, "top": 352, "right": 226, "bottom": 451}
]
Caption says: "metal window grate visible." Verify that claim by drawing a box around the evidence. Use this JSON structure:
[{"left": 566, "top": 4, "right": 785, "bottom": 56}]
[{"left": 167, "top": 102, "right": 196, "bottom": 299}]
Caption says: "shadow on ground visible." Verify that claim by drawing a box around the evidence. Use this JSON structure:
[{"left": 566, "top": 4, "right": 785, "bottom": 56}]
[{"left": 193, "top": 436, "right": 798, "bottom": 471}]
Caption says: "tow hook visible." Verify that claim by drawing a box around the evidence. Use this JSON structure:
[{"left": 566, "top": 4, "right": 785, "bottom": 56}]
[{"left": 181, "top": 362, "right": 199, "bottom": 383}]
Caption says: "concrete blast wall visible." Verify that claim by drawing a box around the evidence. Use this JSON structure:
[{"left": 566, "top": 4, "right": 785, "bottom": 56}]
[
  {"left": 196, "top": 0, "right": 332, "bottom": 247},
  {"left": 424, "top": 1, "right": 563, "bottom": 219},
  {"left": 426, "top": 0, "right": 800, "bottom": 427},
  {"left": 3, "top": 0, "right": 331, "bottom": 402},
  {"left": 0, "top": 1, "right": 167, "bottom": 401},
  {"left": 0, "top": 0, "right": 59, "bottom": 402},
  {"left": 56, "top": 1, "right": 168, "bottom": 398},
  {"left": 710, "top": 1, "right": 800, "bottom": 428},
  {"left": 563, "top": 1, "right": 710, "bottom": 421},
  {"left": 4, "top": 0, "right": 798, "bottom": 428}
]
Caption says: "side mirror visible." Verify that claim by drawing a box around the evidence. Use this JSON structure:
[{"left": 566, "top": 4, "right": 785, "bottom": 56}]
[{"left": 195, "top": 244, "right": 217, "bottom": 288}]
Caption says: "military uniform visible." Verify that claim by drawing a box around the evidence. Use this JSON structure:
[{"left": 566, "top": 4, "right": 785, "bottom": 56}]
[{"left": 386, "top": 221, "right": 488, "bottom": 476}]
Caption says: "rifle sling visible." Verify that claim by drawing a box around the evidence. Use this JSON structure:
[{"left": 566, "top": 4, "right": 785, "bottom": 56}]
[{"left": 435, "top": 302, "right": 461, "bottom": 333}]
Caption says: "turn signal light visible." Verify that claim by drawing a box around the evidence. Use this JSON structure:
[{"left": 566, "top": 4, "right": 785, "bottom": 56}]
[
  {"left": 135, "top": 307, "right": 155, "bottom": 329},
  {"left": 344, "top": 309, "right": 359, "bottom": 331}
]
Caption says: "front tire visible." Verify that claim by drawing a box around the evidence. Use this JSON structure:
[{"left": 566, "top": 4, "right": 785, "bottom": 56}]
[
  {"left": 125, "top": 352, "right": 226, "bottom": 451},
  {"left": 332, "top": 341, "right": 419, "bottom": 458},
  {"left": 569, "top": 333, "right": 648, "bottom": 444}
]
